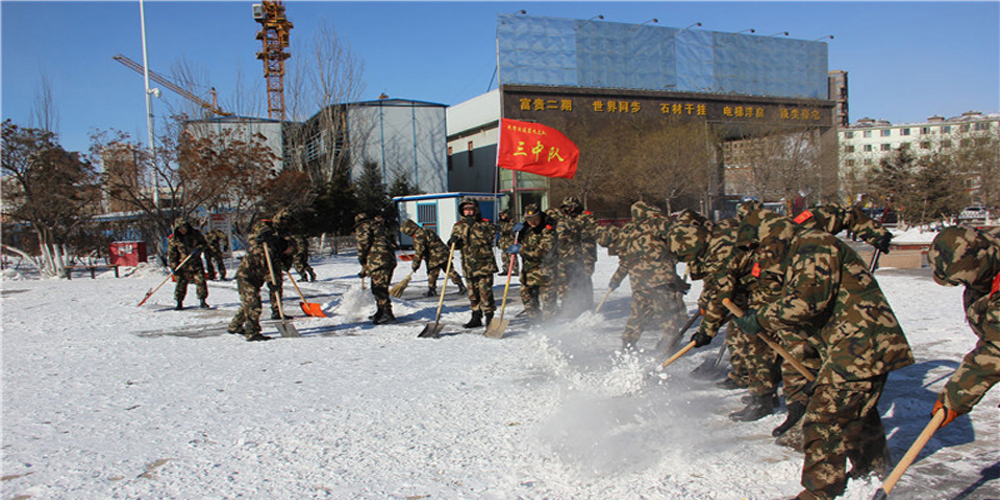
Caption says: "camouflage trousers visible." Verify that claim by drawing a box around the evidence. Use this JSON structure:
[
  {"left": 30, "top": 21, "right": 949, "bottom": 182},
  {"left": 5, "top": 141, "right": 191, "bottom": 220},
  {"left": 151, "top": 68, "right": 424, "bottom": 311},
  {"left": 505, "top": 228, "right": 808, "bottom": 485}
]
[
  {"left": 555, "top": 261, "right": 593, "bottom": 315},
  {"left": 799, "top": 375, "right": 889, "bottom": 500},
  {"left": 521, "top": 280, "right": 557, "bottom": 321},
  {"left": 725, "top": 326, "right": 762, "bottom": 388},
  {"left": 777, "top": 329, "right": 823, "bottom": 405},
  {"left": 942, "top": 337, "right": 1000, "bottom": 414},
  {"left": 427, "top": 264, "right": 464, "bottom": 292},
  {"left": 228, "top": 275, "right": 265, "bottom": 336},
  {"left": 622, "top": 285, "right": 686, "bottom": 346},
  {"left": 266, "top": 279, "right": 284, "bottom": 316},
  {"left": 466, "top": 274, "right": 496, "bottom": 313},
  {"left": 174, "top": 268, "right": 208, "bottom": 302},
  {"left": 368, "top": 266, "right": 394, "bottom": 310},
  {"left": 294, "top": 261, "right": 316, "bottom": 282},
  {"left": 204, "top": 252, "right": 226, "bottom": 280}
]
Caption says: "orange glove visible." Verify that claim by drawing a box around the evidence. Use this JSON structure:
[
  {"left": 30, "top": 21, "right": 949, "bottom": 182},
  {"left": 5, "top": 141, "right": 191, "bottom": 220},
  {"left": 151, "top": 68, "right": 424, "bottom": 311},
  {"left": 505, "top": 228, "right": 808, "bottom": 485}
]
[{"left": 932, "top": 399, "right": 959, "bottom": 428}]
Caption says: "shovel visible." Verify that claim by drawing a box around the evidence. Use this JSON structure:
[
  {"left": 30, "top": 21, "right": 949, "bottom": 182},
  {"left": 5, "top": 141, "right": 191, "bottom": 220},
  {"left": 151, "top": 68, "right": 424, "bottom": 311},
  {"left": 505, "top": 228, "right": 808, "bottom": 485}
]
[
  {"left": 871, "top": 409, "right": 947, "bottom": 500},
  {"left": 418, "top": 242, "right": 456, "bottom": 338},
  {"left": 594, "top": 287, "right": 614, "bottom": 313},
  {"left": 138, "top": 252, "right": 196, "bottom": 307},
  {"left": 722, "top": 299, "right": 814, "bottom": 382},
  {"left": 485, "top": 236, "right": 521, "bottom": 339},
  {"left": 658, "top": 309, "right": 705, "bottom": 369},
  {"left": 390, "top": 272, "right": 413, "bottom": 298},
  {"left": 264, "top": 244, "right": 299, "bottom": 338},
  {"left": 285, "top": 269, "right": 326, "bottom": 317}
]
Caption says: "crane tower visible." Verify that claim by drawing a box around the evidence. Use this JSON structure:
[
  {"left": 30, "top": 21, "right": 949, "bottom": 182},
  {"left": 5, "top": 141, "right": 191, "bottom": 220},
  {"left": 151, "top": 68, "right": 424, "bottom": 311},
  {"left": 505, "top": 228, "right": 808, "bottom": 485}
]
[{"left": 252, "top": 1, "right": 293, "bottom": 120}]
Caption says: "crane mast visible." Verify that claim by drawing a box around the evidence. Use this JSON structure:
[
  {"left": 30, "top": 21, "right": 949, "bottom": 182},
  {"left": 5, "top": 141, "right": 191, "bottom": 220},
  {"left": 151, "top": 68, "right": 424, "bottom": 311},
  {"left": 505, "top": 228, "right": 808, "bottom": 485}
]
[{"left": 252, "top": 1, "right": 293, "bottom": 121}]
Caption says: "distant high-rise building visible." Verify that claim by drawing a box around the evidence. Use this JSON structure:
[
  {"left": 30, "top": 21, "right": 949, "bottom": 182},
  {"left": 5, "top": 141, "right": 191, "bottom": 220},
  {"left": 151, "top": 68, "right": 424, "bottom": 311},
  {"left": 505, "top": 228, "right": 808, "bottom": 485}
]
[{"left": 828, "top": 70, "right": 849, "bottom": 128}]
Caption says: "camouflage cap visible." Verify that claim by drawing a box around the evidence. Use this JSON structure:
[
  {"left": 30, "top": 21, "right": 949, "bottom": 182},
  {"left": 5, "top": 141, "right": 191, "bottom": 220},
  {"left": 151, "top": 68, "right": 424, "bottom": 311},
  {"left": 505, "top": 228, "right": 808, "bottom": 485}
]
[
  {"left": 400, "top": 219, "right": 420, "bottom": 236},
  {"left": 498, "top": 209, "right": 511, "bottom": 220},
  {"left": 354, "top": 213, "right": 369, "bottom": 225},
  {"left": 458, "top": 197, "right": 481, "bottom": 218},
  {"left": 595, "top": 225, "right": 619, "bottom": 248},
  {"left": 928, "top": 226, "right": 990, "bottom": 287},
  {"left": 735, "top": 202, "right": 778, "bottom": 249},
  {"left": 523, "top": 203, "right": 543, "bottom": 219},
  {"left": 561, "top": 196, "right": 583, "bottom": 215},
  {"left": 173, "top": 218, "right": 191, "bottom": 232},
  {"left": 630, "top": 200, "right": 662, "bottom": 221}
]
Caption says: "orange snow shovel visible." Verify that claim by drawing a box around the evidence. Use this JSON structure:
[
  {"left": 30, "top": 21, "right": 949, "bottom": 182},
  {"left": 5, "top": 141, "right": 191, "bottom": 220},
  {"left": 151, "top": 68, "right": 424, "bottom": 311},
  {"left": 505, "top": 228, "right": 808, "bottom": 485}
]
[
  {"left": 263, "top": 245, "right": 299, "bottom": 338},
  {"left": 722, "top": 299, "right": 815, "bottom": 382},
  {"left": 871, "top": 409, "right": 947, "bottom": 500},
  {"left": 138, "top": 252, "right": 196, "bottom": 307},
  {"left": 418, "top": 242, "right": 456, "bottom": 339},
  {"left": 285, "top": 269, "right": 326, "bottom": 317}
]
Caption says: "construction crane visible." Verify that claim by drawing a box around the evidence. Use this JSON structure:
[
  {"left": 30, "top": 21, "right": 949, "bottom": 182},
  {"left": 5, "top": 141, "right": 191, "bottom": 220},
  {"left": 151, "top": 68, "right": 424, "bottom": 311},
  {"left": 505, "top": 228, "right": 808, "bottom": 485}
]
[
  {"left": 252, "top": 0, "right": 293, "bottom": 121},
  {"left": 112, "top": 53, "right": 233, "bottom": 117}
]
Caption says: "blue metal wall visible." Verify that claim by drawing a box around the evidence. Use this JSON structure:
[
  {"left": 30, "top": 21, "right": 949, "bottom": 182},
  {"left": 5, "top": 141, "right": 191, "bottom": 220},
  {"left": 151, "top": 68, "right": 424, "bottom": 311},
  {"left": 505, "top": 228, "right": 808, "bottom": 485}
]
[{"left": 497, "top": 14, "right": 828, "bottom": 100}]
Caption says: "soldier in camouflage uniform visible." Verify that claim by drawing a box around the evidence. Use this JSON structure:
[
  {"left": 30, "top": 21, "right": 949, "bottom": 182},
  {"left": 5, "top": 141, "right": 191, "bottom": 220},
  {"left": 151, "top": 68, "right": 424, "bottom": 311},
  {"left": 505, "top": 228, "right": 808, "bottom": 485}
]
[
  {"left": 927, "top": 226, "right": 1000, "bottom": 429},
  {"left": 292, "top": 234, "right": 317, "bottom": 282},
  {"left": 609, "top": 201, "right": 686, "bottom": 350},
  {"left": 400, "top": 219, "right": 467, "bottom": 297},
  {"left": 561, "top": 196, "right": 598, "bottom": 312},
  {"left": 448, "top": 198, "right": 499, "bottom": 328},
  {"left": 732, "top": 202, "right": 914, "bottom": 500},
  {"left": 356, "top": 212, "right": 398, "bottom": 324},
  {"left": 512, "top": 204, "right": 557, "bottom": 322},
  {"left": 227, "top": 232, "right": 297, "bottom": 342},
  {"left": 203, "top": 228, "right": 227, "bottom": 280},
  {"left": 249, "top": 214, "right": 291, "bottom": 320},
  {"left": 496, "top": 209, "right": 520, "bottom": 277},
  {"left": 794, "top": 203, "right": 893, "bottom": 256},
  {"left": 167, "top": 219, "right": 210, "bottom": 310}
]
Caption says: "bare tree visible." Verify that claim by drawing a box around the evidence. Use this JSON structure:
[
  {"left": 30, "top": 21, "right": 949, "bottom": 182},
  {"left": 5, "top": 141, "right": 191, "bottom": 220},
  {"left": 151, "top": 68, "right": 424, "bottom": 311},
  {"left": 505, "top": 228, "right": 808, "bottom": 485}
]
[
  {"left": 950, "top": 129, "right": 1000, "bottom": 212},
  {"left": 29, "top": 73, "right": 60, "bottom": 134}
]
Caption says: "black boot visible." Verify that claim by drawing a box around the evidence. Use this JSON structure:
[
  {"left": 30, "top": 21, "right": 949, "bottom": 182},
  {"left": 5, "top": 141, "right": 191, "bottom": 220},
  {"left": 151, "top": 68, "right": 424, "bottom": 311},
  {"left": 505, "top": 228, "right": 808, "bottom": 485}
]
[
  {"left": 246, "top": 332, "right": 270, "bottom": 342},
  {"left": 484, "top": 312, "right": 494, "bottom": 327},
  {"left": 456, "top": 283, "right": 468, "bottom": 295},
  {"left": 772, "top": 401, "right": 807, "bottom": 437},
  {"left": 729, "top": 394, "right": 778, "bottom": 422},
  {"left": 200, "top": 299, "right": 210, "bottom": 309},
  {"left": 374, "top": 307, "right": 396, "bottom": 325},
  {"left": 426, "top": 288, "right": 437, "bottom": 297},
  {"left": 271, "top": 310, "right": 283, "bottom": 320},
  {"left": 175, "top": 300, "right": 184, "bottom": 311},
  {"left": 371, "top": 307, "right": 385, "bottom": 324},
  {"left": 716, "top": 377, "right": 743, "bottom": 390},
  {"left": 463, "top": 310, "right": 483, "bottom": 328}
]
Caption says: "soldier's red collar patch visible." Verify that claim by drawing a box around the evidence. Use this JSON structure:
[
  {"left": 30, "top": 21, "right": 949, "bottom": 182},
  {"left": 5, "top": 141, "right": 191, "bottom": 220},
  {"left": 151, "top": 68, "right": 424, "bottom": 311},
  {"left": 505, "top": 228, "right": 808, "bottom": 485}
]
[
  {"left": 751, "top": 262, "right": 762, "bottom": 277},
  {"left": 545, "top": 225, "right": 553, "bottom": 230},
  {"left": 794, "top": 211, "right": 813, "bottom": 224},
  {"left": 991, "top": 271, "right": 1000, "bottom": 296}
]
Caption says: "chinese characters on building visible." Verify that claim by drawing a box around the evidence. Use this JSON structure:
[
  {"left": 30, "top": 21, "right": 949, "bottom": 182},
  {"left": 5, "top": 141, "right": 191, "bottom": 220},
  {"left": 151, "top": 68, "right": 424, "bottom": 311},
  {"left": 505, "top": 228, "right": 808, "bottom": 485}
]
[{"left": 516, "top": 97, "right": 823, "bottom": 122}]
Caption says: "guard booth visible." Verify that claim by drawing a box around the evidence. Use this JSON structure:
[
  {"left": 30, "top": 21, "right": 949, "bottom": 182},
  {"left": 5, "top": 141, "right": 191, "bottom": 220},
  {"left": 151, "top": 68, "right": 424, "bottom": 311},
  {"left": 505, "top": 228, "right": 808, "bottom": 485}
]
[{"left": 393, "top": 192, "right": 507, "bottom": 248}]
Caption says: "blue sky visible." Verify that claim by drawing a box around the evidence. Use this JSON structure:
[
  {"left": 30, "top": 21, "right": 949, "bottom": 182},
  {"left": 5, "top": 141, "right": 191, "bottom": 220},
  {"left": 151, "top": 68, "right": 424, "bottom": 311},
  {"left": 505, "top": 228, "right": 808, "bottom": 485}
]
[{"left": 2, "top": 1, "right": 998, "bottom": 155}]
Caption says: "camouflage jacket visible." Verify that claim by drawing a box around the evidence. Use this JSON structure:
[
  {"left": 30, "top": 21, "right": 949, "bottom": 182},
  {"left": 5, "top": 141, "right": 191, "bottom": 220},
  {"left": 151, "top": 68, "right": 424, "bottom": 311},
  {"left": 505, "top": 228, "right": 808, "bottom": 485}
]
[
  {"left": 237, "top": 233, "right": 294, "bottom": 285},
  {"left": 167, "top": 226, "right": 208, "bottom": 272},
  {"left": 356, "top": 220, "right": 398, "bottom": 273},
  {"left": 249, "top": 220, "right": 291, "bottom": 272},
  {"left": 610, "top": 202, "right": 681, "bottom": 291},
  {"left": 497, "top": 219, "right": 517, "bottom": 250},
  {"left": 571, "top": 210, "right": 599, "bottom": 273},
  {"left": 204, "top": 229, "right": 226, "bottom": 255},
  {"left": 755, "top": 226, "right": 914, "bottom": 384},
  {"left": 293, "top": 234, "right": 310, "bottom": 264},
  {"left": 518, "top": 216, "right": 557, "bottom": 286},
  {"left": 450, "top": 216, "right": 498, "bottom": 278},
  {"left": 411, "top": 225, "right": 451, "bottom": 270},
  {"left": 794, "top": 204, "right": 890, "bottom": 248},
  {"left": 547, "top": 210, "right": 586, "bottom": 272}
]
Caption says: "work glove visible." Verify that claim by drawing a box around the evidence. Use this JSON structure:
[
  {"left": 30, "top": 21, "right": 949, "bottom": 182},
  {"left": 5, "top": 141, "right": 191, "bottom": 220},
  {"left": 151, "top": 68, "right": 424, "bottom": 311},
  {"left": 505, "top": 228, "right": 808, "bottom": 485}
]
[
  {"left": 733, "top": 310, "right": 763, "bottom": 335},
  {"left": 691, "top": 330, "right": 712, "bottom": 348},
  {"left": 447, "top": 237, "right": 461, "bottom": 249},
  {"left": 512, "top": 222, "right": 525, "bottom": 233},
  {"left": 874, "top": 232, "right": 892, "bottom": 254},
  {"left": 932, "top": 398, "right": 960, "bottom": 428},
  {"left": 358, "top": 271, "right": 366, "bottom": 279},
  {"left": 190, "top": 248, "right": 202, "bottom": 258},
  {"left": 506, "top": 243, "right": 522, "bottom": 255},
  {"left": 412, "top": 261, "right": 420, "bottom": 272}
]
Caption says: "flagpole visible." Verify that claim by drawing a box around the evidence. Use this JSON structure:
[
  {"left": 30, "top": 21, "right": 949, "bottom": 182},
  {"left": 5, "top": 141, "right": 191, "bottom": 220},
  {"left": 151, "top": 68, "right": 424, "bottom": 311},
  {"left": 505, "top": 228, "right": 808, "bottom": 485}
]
[{"left": 493, "top": 24, "right": 507, "bottom": 219}]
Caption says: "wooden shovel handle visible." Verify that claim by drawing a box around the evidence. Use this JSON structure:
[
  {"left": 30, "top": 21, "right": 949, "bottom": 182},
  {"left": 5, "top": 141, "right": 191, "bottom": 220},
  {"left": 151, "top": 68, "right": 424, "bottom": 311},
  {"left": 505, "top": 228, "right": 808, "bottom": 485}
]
[
  {"left": 874, "top": 409, "right": 946, "bottom": 499},
  {"left": 722, "top": 298, "right": 816, "bottom": 383}
]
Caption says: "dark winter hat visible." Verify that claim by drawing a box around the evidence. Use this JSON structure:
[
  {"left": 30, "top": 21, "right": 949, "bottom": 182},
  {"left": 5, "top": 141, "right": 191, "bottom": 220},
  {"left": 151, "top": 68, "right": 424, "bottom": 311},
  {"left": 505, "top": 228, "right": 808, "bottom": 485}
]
[
  {"left": 667, "top": 210, "right": 711, "bottom": 264},
  {"left": 928, "top": 226, "right": 991, "bottom": 287},
  {"left": 561, "top": 196, "right": 583, "bottom": 215},
  {"left": 498, "top": 209, "right": 511, "bottom": 220},
  {"left": 523, "top": 203, "right": 542, "bottom": 219},
  {"left": 458, "top": 197, "right": 481, "bottom": 218}
]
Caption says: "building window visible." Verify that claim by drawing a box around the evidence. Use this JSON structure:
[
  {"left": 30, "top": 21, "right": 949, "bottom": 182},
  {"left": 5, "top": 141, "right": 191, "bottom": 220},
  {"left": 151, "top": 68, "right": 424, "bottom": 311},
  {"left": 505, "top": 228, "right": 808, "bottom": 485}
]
[
  {"left": 920, "top": 141, "right": 931, "bottom": 149},
  {"left": 844, "top": 131, "right": 854, "bottom": 139},
  {"left": 846, "top": 159, "right": 856, "bottom": 167},
  {"left": 961, "top": 124, "right": 971, "bottom": 133},
  {"left": 921, "top": 127, "right": 931, "bottom": 135},
  {"left": 881, "top": 144, "right": 891, "bottom": 151},
  {"left": 960, "top": 138, "right": 972, "bottom": 147},
  {"left": 941, "top": 140, "right": 952, "bottom": 148},
  {"left": 901, "top": 128, "right": 911, "bottom": 136},
  {"left": 863, "top": 159, "right": 873, "bottom": 166},
  {"left": 942, "top": 125, "right": 952, "bottom": 134},
  {"left": 447, "top": 146, "right": 453, "bottom": 171},
  {"left": 467, "top": 141, "right": 474, "bottom": 168},
  {"left": 844, "top": 145, "right": 855, "bottom": 153},
  {"left": 900, "top": 143, "right": 910, "bottom": 150},
  {"left": 863, "top": 144, "right": 873, "bottom": 152},
  {"left": 974, "top": 122, "right": 990, "bottom": 131},
  {"left": 863, "top": 130, "right": 873, "bottom": 138},
  {"left": 881, "top": 129, "right": 891, "bottom": 137}
]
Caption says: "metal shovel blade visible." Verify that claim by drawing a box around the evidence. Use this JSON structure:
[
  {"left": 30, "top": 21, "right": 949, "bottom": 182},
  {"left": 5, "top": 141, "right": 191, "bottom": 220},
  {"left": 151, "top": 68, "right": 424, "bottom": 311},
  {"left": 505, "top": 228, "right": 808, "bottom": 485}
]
[
  {"left": 300, "top": 301, "right": 326, "bottom": 318},
  {"left": 484, "top": 318, "right": 508, "bottom": 339},
  {"left": 418, "top": 321, "right": 444, "bottom": 339},
  {"left": 275, "top": 320, "right": 300, "bottom": 338}
]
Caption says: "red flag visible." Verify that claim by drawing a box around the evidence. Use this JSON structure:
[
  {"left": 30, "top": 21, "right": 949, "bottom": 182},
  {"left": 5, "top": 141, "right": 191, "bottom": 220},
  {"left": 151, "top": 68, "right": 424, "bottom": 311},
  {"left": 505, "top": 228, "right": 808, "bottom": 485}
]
[{"left": 497, "top": 118, "right": 579, "bottom": 179}]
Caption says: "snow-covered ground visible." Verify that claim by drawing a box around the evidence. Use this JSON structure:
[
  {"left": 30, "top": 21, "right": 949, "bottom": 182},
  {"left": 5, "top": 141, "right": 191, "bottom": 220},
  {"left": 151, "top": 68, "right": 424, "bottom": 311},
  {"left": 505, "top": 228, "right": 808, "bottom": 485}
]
[{"left": 2, "top": 245, "right": 998, "bottom": 500}]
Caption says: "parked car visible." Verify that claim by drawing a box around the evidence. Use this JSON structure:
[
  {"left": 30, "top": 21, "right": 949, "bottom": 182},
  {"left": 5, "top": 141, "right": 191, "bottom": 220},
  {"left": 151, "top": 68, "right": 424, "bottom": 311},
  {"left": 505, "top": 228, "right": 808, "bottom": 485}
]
[{"left": 958, "top": 206, "right": 989, "bottom": 223}]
